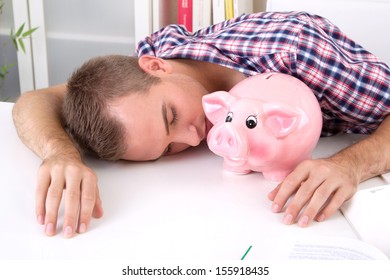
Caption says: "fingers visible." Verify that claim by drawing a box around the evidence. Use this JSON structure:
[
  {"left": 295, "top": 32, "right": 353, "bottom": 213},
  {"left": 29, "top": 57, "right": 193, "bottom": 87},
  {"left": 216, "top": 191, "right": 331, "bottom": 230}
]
[
  {"left": 315, "top": 186, "right": 353, "bottom": 222},
  {"left": 92, "top": 187, "right": 104, "bottom": 219},
  {"left": 62, "top": 168, "right": 102, "bottom": 238},
  {"left": 62, "top": 170, "right": 82, "bottom": 238},
  {"left": 35, "top": 159, "right": 103, "bottom": 238},
  {"left": 35, "top": 165, "right": 51, "bottom": 225},
  {"left": 36, "top": 163, "right": 65, "bottom": 236},
  {"left": 289, "top": 180, "right": 334, "bottom": 227},
  {"left": 76, "top": 172, "right": 100, "bottom": 234},
  {"left": 268, "top": 159, "right": 358, "bottom": 228},
  {"left": 269, "top": 161, "right": 311, "bottom": 214},
  {"left": 281, "top": 173, "right": 328, "bottom": 226}
]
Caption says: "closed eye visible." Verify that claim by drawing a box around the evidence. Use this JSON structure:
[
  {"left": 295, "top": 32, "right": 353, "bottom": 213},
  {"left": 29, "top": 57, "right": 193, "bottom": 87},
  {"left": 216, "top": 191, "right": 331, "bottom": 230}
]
[
  {"left": 165, "top": 108, "right": 177, "bottom": 156},
  {"left": 164, "top": 108, "right": 177, "bottom": 156},
  {"left": 171, "top": 107, "right": 178, "bottom": 125}
]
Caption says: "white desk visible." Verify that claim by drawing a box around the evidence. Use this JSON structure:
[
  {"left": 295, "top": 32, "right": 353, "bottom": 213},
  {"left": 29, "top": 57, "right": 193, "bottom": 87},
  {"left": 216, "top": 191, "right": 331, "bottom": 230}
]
[{"left": 0, "top": 101, "right": 386, "bottom": 260}]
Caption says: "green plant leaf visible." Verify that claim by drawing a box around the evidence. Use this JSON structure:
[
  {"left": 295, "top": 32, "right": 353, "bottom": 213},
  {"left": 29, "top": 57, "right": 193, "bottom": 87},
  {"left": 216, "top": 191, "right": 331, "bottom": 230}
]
[
  {"left": 9, "top": 25, "right": 39, "bottom": 53},
  {"left": 15, "top": 23, "right": 25, "bottom": 37},
  {"left": 18, "top": 38, "right": 26, "bottom": 53},
  {"left": 2, "top": 64, "right": 15, "bottom": 71},
  {"left": 1, "top": 1, "right": 39, "bottom": 97},
  {"left": 0, "top": 64, "right": 14, "bottom": 80},
  {"left": 22, "top": 27, "right": 39, "bottom": 37},
  {"left": 11, "top": 37, "right": 18, "bottom": 51}
]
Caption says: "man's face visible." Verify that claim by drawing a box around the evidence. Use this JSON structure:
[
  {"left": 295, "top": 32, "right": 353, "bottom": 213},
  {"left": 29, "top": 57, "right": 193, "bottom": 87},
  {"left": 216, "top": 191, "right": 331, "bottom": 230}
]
[{"left": 108, "top": 74, "right": 212, "bottom": 161}]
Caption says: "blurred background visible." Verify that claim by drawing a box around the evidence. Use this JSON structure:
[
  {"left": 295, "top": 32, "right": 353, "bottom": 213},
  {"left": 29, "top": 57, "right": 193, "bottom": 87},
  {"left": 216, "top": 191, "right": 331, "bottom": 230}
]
[{"left": 1, "top": 0, "right": 389, "bottom": 102}]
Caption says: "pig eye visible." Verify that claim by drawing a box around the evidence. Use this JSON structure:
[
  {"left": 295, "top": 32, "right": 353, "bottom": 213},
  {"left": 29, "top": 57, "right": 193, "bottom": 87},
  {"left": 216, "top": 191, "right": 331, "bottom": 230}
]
[
  {"left": 225, "top": 112, "right": 233, "bottom": 122},
  {"left": 246, "top": 115, "right": 257, "bottom": 129}
]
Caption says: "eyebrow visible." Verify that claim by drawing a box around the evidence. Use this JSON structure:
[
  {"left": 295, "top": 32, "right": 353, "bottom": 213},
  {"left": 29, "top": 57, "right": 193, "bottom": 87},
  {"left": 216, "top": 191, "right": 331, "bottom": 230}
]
[{"left": 162, "top": 102, "right": 170, "bottom": 135}]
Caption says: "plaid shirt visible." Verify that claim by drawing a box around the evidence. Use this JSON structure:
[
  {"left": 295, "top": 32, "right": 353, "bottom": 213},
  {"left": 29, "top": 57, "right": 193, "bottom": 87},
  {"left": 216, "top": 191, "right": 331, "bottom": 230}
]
[{"left": 136, "top": 11, "right": 390, "bottom": 136}]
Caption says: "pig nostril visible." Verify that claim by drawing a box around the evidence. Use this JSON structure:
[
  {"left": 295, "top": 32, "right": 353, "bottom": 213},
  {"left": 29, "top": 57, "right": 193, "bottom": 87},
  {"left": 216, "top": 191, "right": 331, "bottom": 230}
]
[
  {"left": 228, "top": 137, "right": 233, "bottom": 147},
  {"left": 216, "top": 134, "right": 222, "bottom": 145}
]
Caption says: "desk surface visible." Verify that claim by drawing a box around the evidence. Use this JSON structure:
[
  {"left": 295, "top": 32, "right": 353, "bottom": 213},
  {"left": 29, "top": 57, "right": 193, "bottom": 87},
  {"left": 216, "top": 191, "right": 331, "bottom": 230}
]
[{"left": 0, "top": 101, "right": 386, "bottom": 260}]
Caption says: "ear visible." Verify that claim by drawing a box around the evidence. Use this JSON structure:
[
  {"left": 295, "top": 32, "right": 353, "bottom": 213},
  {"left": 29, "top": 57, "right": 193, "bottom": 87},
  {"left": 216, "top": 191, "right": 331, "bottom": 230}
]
[
  {"left": 138, "top": 55, "right": 173, "bottom": 75},
  {"left": 262, "top": 103, "right": 301, "bottom": 139},
  {"left": 202, "top": 91, "right": 236, "bottom": 124}
]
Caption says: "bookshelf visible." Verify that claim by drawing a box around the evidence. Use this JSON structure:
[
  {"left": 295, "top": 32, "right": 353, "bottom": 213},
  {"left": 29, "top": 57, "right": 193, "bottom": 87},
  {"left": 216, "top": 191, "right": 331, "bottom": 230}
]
[
  {"left": 266, "top": 0, "right": 390, "bottom": 66},
  {"left": 134, "top": 0, "right": 267, "bottom": 52}
]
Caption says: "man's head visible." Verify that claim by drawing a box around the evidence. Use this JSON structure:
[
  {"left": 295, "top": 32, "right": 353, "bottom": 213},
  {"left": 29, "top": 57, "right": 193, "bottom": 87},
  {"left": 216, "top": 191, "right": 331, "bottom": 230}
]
[
  {"left": 62, "top": 55, "right": 211, "bottom": 161},
  {"left": 62, "top": 55, "right": 160, "bottom": 160}
]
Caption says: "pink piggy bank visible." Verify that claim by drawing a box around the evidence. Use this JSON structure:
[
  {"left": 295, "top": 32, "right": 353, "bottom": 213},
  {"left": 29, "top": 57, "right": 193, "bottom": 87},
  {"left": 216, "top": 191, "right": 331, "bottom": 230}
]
[{"left": 202, "top": 73, "right": 322, "bottom": 182}]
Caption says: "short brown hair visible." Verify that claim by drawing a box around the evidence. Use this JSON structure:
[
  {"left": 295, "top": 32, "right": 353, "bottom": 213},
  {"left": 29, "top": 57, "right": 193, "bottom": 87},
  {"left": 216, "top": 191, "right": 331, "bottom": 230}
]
[{"left": 62, "top": 55, "right": 161, "bottom": 160}]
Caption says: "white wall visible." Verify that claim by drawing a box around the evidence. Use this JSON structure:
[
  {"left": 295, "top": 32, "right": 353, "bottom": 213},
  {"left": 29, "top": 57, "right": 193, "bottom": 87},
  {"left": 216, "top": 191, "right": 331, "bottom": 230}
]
[{"left": 43, "top": 0, "right": 135, "bottom": 86}]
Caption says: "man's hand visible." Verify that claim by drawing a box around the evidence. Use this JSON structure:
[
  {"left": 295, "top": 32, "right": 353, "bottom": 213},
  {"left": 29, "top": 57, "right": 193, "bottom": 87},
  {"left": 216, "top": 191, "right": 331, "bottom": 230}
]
[
  {"left": 268, "top": 115, "right": 390, "bottom": 227},
  {"left": 35, "top": 155, "right": 104, "bottom": 238},
  {"left": 268, "top": 157, "right": 359, "bottom": 227},
  {"left": 12, "top": 85, "right": 104, "bottom": 238}
]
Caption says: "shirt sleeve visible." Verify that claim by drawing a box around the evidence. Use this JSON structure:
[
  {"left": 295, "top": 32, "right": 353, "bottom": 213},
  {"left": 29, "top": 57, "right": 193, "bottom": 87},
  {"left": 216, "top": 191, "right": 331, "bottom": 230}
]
[{"left": 292, "top": 13, "right": 390, "bottom": 135}]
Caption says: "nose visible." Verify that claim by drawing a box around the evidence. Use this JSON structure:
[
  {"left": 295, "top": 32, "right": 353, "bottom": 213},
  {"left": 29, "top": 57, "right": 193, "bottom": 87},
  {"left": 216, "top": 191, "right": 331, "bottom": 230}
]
[{"left": 175, "top": 124, "right": 203, "bottom": 147}]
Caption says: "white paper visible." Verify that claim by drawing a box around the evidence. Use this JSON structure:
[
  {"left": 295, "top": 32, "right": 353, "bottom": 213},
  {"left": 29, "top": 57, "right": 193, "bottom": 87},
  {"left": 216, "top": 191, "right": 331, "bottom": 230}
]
[
  {"left": 245, "top": 235, "right": 388, "bottom": 260},
  {"left": 340, "top": 185, "right": 390, "bottom": 258}
]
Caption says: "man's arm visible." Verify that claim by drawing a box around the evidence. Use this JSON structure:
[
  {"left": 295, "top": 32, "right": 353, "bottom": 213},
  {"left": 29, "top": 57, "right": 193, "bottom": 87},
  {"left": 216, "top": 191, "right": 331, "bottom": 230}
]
[
  {"left": 268, "top": 115, "right": 390, "bottom": 227},
  {"left": 12, "top": 85, "right": 103, "bottom": 238}
]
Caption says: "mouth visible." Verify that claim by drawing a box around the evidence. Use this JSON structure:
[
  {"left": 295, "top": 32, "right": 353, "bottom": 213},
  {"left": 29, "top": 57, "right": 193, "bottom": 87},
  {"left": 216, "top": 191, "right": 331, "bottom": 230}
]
[
  {"left": 225, "top": 156, "right": 246, "bottom": 166},
  {"left": 228, "top": 157, "right": 243, "bottom": 161}
]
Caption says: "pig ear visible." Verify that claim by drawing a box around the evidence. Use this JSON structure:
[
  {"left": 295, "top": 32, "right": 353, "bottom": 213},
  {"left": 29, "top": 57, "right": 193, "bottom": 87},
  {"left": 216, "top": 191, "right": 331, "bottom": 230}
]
[
  {"left": 202, "top": 91, "right": 236, "bottom": 124},
  {"left": 263, "top": 103, "right": 301, "bottom": 139}
]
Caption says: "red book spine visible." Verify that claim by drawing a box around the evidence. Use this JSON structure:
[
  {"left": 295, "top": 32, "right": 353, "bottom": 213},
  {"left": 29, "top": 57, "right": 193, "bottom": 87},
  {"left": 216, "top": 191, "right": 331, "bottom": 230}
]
[{"left": 178, "top": 0, "right": 193, "bottom": 32}]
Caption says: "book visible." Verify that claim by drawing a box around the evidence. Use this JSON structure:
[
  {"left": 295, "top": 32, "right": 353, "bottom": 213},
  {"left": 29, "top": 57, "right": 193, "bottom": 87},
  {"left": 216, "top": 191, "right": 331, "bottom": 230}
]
[
  {"left": 134, "top": 1, "right": 153, "bottom": 48},
  {"left": 340, "top": 184, "right": 390, "bottom": 258},
  {"left": 152, "top": 0, "right": 178, "bottom": 32},
  {"left": 233, "top": 0, "right": 253, "bottom": 17},
  {"left": 245, "top": 235, "right": 388, "bottom": 260},
  {"left": 212, "top": 0, "right": 225, "bottom": 24},
  {"left": 178, "top": 0, "right": 193, "bottom": 31},
  {"left": 152, "top": 0, "right": 161, "bottom": 32},
  {"left": 224, "top": 0, "right": 234, "bottom": 20},
  {"left": 193, "top": 0, "right": 212, "bottom": 31}
]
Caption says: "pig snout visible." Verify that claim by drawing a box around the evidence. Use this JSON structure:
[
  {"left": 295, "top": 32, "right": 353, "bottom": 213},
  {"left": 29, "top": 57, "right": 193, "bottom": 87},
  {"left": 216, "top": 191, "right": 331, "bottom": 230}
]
[{"left": 207, "top": 124, "right": 248, "bottom": 160}]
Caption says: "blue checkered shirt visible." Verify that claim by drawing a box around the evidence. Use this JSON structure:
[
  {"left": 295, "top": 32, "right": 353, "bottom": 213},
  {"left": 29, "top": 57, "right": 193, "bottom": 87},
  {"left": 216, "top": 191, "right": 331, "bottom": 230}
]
[{"left": 136, "top": 11, "right": 390, "bottom": 136}]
